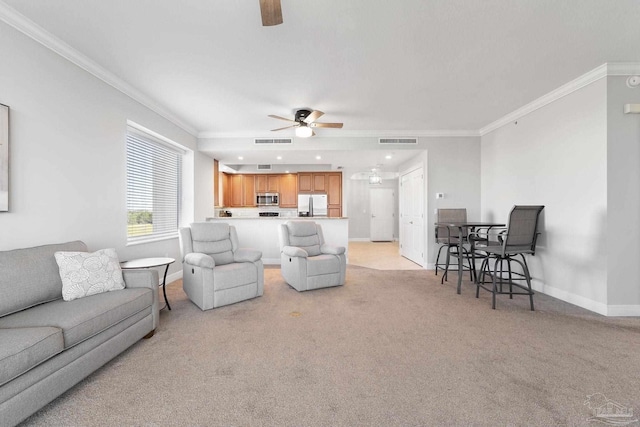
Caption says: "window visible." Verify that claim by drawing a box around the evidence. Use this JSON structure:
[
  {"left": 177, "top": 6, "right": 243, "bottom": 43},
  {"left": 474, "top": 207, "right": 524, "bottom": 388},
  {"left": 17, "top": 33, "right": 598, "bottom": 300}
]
[{"left": 126, "top": 125, "right": 184, "bottom": 243}]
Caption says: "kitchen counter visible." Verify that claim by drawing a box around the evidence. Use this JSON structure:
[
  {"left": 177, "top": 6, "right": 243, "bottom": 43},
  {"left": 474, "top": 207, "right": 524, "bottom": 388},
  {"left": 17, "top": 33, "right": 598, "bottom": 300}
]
[{"left": 206, "top": 217, "right": 348, "bottom": 264}]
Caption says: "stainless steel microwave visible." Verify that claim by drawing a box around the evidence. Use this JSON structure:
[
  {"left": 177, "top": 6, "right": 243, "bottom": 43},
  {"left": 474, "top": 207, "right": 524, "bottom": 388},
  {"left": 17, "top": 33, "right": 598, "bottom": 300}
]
[{"left": 256, "top": 193, "right": 279, "bottom": 206}]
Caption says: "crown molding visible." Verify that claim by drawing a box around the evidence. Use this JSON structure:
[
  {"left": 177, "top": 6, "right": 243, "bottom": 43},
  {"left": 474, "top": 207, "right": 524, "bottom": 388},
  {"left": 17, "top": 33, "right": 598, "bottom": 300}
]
[
  {"left": 198, "top": 129, "right": 480, "bottom": 139},
  {"left": 480, "top": 62, "right": 640, "bottom": 136},
  {"left": 0, "top": 1, "right": 198, "bottom": 136}
]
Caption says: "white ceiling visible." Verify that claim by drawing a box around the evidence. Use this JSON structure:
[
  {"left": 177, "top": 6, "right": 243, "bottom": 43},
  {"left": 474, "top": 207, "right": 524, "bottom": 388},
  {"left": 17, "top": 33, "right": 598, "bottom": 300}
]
[{"left": 3, "top": 0, "right": 640, "bottom": 169}]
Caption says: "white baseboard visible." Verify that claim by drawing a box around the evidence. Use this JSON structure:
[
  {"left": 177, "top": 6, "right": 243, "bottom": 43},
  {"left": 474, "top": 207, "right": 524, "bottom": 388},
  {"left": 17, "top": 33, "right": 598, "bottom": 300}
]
[
  {"left": 348, "top": 238, "right": 370, "bottom": 242},
  {"left": 605, "top": 305, "right": 640, "bottom": 317},
  {"left": 531, "top": 282, "right": 640, "bottom": 317}
]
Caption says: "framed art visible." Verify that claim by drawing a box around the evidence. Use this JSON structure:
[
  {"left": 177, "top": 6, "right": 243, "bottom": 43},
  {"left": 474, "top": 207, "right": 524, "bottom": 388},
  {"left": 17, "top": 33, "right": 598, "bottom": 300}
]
[{"left": 0, "top": 103, "right": 8, "bottom": 212}]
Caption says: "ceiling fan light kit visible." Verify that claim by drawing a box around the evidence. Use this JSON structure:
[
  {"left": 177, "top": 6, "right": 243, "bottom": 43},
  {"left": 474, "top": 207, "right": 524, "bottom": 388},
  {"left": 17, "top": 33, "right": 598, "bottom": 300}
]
[
  {"left": 295, "top": 125, "right": 313, "bottom": 138},
  {"left": 268, "top": 109, "right": 344, "bottom": 138}
]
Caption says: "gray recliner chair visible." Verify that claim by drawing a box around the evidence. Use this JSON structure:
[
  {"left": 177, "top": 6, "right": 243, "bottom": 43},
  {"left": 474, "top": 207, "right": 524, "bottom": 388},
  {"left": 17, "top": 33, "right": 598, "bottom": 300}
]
[
  {"left": 279, "top": 221, "right": 346, "bottom": 292},
  {"left": 179, "top": 222, "right": 264, "bottom": 310}
]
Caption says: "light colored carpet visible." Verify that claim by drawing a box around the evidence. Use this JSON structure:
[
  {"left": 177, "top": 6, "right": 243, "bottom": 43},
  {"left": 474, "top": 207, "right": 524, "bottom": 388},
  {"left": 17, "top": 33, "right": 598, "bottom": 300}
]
[{"left": 20, "top": 266, "right": 640, "bottom": 426}]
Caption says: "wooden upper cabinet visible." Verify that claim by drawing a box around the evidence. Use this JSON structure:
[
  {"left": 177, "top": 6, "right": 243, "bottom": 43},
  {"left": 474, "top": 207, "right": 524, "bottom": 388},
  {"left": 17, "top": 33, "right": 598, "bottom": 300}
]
[
  {"left": 313, "top": 174, "right": 327, "bottom": 192},
  {"left": 298, "top": 173, "right": 313, "bottom": 192},
  {"left": 243, "top": 175, "right": 256, "bottom": 207},
  {"left": 256, "top": 174, "right": 281, "bottom": 194},
  {"left": 255, "top": 175, "right": 268, "bottom": 193},
  {"left": 267, "top": 175, "right": 280, "bottom": 192},
  {"left": 229, "top": 174, "right": 243, "bottom": 207},
  {"left": 228, "top": 174, "right": 256, "bottom": 207},
  {"left": 279, "top": 174, "right": 298, "bottom": 207},
  {"left": 298, "top": 172, "right": 327, "bottom": 193}
]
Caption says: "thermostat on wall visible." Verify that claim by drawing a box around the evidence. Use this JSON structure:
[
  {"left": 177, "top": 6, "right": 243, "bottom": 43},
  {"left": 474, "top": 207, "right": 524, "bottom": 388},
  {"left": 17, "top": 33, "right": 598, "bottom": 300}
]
[{"left": 624, "top": 104, "right": 640, "bottom": 114}]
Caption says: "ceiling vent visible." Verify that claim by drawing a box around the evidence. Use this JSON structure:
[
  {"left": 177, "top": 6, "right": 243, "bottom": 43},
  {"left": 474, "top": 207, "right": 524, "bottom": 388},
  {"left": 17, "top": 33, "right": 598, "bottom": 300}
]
[
  {"left": 254, "top": 138, "right": 293, "bottom": 145},
  {"left": 378, "top": 138, "right": 418, "bottom": 145},
  {"left": 257, "top": 164, "right": 272, "bottom": 171}
]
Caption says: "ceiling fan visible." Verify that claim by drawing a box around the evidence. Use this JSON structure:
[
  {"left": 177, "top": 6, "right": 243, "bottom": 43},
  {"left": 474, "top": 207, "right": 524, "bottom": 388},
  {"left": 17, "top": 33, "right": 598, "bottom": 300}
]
[
  {"left": 259, "top": 0, "right": 283, "bottom": 26},
  {"left": 268, "top": 109, "right": 344, "bottom": 137}
]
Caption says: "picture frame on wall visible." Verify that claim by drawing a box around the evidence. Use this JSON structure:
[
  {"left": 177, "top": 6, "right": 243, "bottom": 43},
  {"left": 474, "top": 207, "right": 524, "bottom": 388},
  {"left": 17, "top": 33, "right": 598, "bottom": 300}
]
[{"left": 1, "top": 103, "right": 8, "bottom": 212}]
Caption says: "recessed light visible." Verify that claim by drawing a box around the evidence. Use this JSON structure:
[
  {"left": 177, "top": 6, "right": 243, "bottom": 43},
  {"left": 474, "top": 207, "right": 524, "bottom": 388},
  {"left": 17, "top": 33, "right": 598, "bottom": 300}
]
[
  {"left": 316, "top": 155, "right": 321, "bottom": 160},
  {"left": 238, "top": 156, "right": 244, "bottom": 160},
  {"left": 385, "top": 155, "right": 392, "bottom": 159},
  {"left": 276, "top": 156, "right": 282, "bottom": 160},
  {"left": 285, "top": 170, "right": 290, "bottom": 173}
]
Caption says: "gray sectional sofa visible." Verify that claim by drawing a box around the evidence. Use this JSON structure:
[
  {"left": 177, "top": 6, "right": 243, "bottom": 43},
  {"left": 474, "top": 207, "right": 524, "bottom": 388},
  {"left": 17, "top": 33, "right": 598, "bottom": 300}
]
[{"left": 0, "top": 241, "right": 159, "bottom": 426}]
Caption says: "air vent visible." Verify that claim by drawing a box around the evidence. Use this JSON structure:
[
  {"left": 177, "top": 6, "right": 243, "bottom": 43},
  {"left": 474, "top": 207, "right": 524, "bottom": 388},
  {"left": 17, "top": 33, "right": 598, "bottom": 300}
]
[
  {"left": 254, "top": 138, "right": 293, "bottom": 144},
  {"left": 257, "top": 164, "right": 272, "bottom": 170},
  {"left": 378, "top": 138, "right": 418, "bottom": 144}
]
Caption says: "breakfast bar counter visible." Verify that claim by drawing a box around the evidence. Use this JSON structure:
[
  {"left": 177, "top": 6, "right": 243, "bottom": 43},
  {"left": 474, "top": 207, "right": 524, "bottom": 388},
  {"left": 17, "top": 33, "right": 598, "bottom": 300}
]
[{"left": 206, "top": 217, "right": 349, "bottom": 264}]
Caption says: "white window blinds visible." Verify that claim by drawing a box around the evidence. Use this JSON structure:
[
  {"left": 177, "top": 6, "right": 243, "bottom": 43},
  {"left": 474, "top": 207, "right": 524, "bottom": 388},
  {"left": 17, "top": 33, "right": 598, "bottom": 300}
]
[{"left": 126, "top": 127, "right": 183, "bottom": 243}]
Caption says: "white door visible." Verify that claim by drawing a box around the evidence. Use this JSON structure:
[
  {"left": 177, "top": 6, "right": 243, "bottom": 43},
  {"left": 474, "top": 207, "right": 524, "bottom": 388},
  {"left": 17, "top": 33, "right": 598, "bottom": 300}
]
[
  {"left": 370, "top": 188, "right": 394, "bottom": 241},
  {"left": 399, "top": 167, "right": 424, "bottom": 265}
]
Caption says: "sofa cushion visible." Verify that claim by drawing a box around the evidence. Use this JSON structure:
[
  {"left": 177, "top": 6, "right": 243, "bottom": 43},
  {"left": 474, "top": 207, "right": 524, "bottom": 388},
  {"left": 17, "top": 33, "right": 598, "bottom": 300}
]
[
  {"left": 0, "top": 327, "right": 64, "bottom": 387},
  {"left": 286, "top": 222, "right": 321, "bottom": 256},
  {"left": 54, "top": 248, "right": 125, "bottom": 301},
  {"left": 213, "top": 263, "right": 258, "bottom": 291},
  {"left": 0, "top": 288, "right": 152, "bottom": 349},
  {"left": 307, "top": 254, "right": 341, "bottom": 277},
  {"left": 190, "top": 223, "right": 234, "bottom": 266},
  {"left": 0, "top": 241, "right": 87, "bottom": 317}
]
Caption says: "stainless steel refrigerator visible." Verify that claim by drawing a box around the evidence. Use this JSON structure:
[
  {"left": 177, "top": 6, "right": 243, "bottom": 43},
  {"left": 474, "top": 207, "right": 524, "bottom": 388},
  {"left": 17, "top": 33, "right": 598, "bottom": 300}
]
[{"left": 297, "top": 194, "right": 328, "bottom": 217}]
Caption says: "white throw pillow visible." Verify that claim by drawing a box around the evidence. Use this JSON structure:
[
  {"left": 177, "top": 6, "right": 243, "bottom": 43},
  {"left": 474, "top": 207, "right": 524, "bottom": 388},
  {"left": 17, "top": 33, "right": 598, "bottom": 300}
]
[{"left": 54, "top": 248, "right": 125, "bottom": 301}]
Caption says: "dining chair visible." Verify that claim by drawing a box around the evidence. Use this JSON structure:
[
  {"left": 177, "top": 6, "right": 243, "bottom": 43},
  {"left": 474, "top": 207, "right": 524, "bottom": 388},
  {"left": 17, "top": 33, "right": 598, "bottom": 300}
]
[
  {"left": 435, "top": 208, "right": 473, "bottom": 283},
  {"left": 475, "top": 205, "right": 545, "bottom": 310}
]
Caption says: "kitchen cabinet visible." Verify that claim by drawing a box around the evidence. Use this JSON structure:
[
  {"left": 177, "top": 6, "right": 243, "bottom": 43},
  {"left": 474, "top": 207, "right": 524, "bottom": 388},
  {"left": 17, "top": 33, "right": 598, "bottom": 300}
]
[
  {"left": 228, "top": 174, "right": 256, "bottom": 207},
  {"left": 298, "top": 172, "right": 342, "bottom": 216},
  {"left": 327, "top": 173, "right": 342, "bottom": 217},
  {"left": 298, "top": 173, "right": 313, "bottom": 192},
  {"left": 255, "top": 175, "right": 280, "bottom": 193},
  {"left": 279, "top": 174, "right": 298, "bottom": 207},
  {"left": 298, "top": 172, "right": 327, "bottom": 193},
  {"left": 219, "top": 172, "right": 230, "bottom": 207}
]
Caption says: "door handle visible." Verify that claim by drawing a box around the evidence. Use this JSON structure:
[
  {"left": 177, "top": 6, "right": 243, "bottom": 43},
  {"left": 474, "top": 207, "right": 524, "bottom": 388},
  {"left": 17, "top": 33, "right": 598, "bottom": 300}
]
[
  {"left": 410, "top": 221, "right": 413, "bottom": 224},
  {"left": 372, "top": 214, "right": 376, "bottom": 218}
]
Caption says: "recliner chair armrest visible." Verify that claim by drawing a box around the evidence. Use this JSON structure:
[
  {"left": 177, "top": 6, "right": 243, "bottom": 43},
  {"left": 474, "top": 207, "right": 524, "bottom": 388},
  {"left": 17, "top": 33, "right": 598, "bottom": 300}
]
[
  {"left": 234, "top": 248, "right": 262, "bottom": 263},
  {"left": 321, "top": 244, "right": 345, "bottom": 255},
  {"left": 282, "top": 246, "right": 308, "bottom": 258},
  {"left": 184, "top": 253, "right": 215, "bottom": 269}
]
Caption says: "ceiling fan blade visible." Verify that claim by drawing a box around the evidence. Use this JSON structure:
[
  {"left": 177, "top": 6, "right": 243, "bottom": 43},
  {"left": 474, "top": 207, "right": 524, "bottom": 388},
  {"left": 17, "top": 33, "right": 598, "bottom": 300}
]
[
  {"left": 310, "top": 122, "right": 343, "bottom": 128},
  {"left": 271, "top": 124, "right": 298, "bottom": 132},
  {"left": 303, "top": 110, "right": 324, "bottom": 123},
  {"left": 260, "top": 0, "right": 283, "bottom": 26},
  {"left": 268, "top": 114, "right": 296, "bottom": 122}
]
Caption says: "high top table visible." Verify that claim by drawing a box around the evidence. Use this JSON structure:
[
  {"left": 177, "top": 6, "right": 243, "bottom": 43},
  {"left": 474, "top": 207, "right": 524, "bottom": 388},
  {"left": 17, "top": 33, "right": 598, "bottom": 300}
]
[
  {"left": 120, "top": 257, "right": 175, "bottom": 310},
  {"left": 435, "top": 222, "right": 505, "bottom": 294}
]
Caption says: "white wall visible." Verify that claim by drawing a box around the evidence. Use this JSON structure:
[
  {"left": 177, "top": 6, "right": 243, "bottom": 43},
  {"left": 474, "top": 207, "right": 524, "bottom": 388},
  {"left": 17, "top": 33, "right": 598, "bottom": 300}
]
[
  {"left": 0, "top": 21, "right": 214, "bottom": 279},
  {"left": 606, "top": 76, "right": 640, "bottom": 310},
  {"left": 481, "top": 79, "right": 609, "bottom": 313},
  {"left": 398, "top": 137, "right": 482, "bottom": 267}
]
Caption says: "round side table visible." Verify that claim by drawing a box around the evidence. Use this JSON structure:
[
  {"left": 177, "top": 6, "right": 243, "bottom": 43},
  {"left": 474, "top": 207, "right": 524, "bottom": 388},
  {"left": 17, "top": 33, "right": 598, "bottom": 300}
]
[{"left": 120, "top": 257, "right": 175, "bottom": 310}]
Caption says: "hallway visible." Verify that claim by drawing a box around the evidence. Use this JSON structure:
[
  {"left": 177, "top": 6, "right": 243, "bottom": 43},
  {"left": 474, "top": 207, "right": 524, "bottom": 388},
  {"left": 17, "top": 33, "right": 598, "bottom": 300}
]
[{"left": 348, "top": 241, "right": 424, "bottom": 270}]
